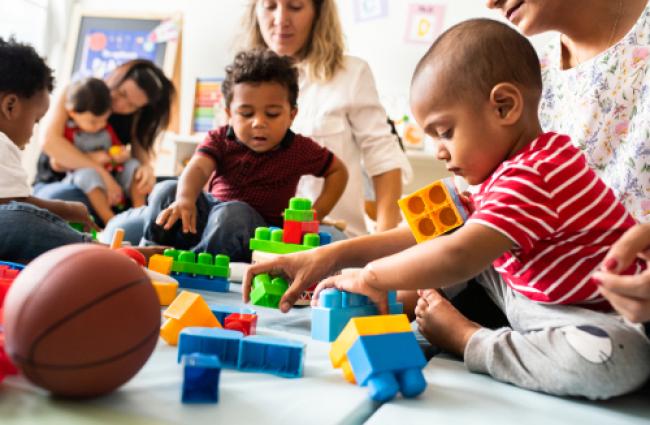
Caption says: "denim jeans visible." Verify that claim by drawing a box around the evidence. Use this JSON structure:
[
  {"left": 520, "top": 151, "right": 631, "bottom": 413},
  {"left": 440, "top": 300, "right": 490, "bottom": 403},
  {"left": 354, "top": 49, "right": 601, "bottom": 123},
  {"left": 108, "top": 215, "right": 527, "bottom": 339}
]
[{"left": 0, "top": 201, "right": 93, "bottom": 263}]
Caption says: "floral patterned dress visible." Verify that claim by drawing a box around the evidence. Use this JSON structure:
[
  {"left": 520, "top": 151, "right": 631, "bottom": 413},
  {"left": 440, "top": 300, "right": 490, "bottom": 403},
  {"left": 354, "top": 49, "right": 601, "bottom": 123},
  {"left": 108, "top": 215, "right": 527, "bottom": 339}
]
[{"left": 539, "top": 5, "right": 650, "bottom": 222}]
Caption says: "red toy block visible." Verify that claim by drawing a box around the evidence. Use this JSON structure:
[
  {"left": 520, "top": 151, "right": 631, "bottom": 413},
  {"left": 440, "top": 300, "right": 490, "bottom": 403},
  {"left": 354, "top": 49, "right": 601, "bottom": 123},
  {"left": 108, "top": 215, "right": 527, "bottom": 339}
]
[
  {"left": 283, "top": 220, "right": 319, "bottom": 244},
  {"left": 0, "top": 332, "right": 18, "bottom": 381},
  {"left": 224, "top": 313, "right": 258, "bottom": 336},
  {"left": 0, "top": 266, "right": 20, "bottom": 308},
  {"left": 117, "top": 247, "right": 147, "bottom": 267}
]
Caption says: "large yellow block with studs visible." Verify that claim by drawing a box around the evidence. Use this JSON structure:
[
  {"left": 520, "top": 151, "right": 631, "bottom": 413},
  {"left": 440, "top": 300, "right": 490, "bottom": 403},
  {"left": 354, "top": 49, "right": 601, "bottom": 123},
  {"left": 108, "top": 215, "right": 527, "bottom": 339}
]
[
  {"left": 160, "top": 291, "right": 221, "bottom": 345},
  {"left": 149, "top": 254, "right": 174, "bottom": 275},
  {"left": 330, "top": 314, "right": 411, "bottom": 383},
  {"left": 398, "top": 178, "right": 469, "bottom": 243}
]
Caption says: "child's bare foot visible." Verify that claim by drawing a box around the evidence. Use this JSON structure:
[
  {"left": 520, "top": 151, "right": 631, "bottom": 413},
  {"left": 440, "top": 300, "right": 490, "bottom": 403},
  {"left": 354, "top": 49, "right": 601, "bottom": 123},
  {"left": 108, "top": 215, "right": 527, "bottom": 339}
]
[{"left": 415, "top": 289, "right": 481, "bottom": 357}]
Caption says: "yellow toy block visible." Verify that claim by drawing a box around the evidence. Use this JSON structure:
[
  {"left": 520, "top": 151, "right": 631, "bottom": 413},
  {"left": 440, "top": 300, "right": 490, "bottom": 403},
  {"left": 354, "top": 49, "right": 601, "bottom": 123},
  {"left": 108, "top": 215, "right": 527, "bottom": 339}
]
[
  {"left": 330, "top": 314, "right": 411, "bottom": 383},
  {"left": 398, "top": 177, "right": 469, "bottom": 243},
  {"left": 160, "top": 291, "right": 222, "bottom": 345},
  {"left": 149, "top": 254, "right": 174, "bottom": 275},
  {"left": 153, "top": 280, "right": 178, "bottom": 306}
]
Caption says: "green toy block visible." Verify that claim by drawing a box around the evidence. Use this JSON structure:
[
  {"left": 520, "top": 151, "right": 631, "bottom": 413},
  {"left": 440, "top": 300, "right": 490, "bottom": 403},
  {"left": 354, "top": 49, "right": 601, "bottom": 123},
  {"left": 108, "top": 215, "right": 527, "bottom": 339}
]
[
  {"left": 68, "top": 222, "right": 97, "bottom": 240},
  {"left": 164, "top": 249, "right": 230, "bottom": 278},
  {"left": 249, "top": 227, "right": 314, "bottom": 255},
  {"left": 284, "top": 197, "right": 315, "bottom": 222},
  {"left": 250, "top": 273, "right": 289, "bottom": 308}
]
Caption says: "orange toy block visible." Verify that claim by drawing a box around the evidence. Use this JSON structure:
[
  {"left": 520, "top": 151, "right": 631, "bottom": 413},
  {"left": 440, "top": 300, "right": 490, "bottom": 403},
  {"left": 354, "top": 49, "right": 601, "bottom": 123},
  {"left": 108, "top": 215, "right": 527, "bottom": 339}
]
[
  {"left": 398, "top": 177, "right": 470, "bottom": 243},
  {"left": 160, "top": 291, "right": 222, "bottom": 345},
  {"left": 149, "top": 254, "right": 174, "bottom": 275},
  {"left": 330, "top": 314, "right": 411, "bottom": 383}
]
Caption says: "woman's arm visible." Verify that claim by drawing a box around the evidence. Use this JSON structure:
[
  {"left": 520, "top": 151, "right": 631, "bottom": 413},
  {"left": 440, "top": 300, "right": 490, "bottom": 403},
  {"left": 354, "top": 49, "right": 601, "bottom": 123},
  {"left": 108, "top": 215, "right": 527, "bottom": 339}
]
[
  {"left": 312, "top": 156, "right": 348, "bottom": 221},
  {"left": 372, "top": 168, "right": 402, "bottom": 231}
]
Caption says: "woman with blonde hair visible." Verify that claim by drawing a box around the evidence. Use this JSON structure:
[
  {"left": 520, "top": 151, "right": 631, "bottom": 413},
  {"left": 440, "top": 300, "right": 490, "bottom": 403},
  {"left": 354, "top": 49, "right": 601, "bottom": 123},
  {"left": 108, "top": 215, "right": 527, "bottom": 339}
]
[{"left": 242, "top": 0, "right": 411, "bottom": 237}]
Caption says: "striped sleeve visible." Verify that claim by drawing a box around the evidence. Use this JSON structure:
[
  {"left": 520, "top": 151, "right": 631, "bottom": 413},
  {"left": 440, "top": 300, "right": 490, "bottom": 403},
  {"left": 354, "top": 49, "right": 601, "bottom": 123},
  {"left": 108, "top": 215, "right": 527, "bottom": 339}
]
[{"left": 468, "top": 167, "right": 558, "bottom": 252}]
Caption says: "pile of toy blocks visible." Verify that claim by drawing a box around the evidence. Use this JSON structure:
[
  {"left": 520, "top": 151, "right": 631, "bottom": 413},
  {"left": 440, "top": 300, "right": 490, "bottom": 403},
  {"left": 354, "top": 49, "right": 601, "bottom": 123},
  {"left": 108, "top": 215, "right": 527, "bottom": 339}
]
[
  {"left": 249, "top": 197, "right": 331, "bottom": 308},
  {"left": 398, "top": 177, "right": 469, "bottom": 243},
  {"left": 330, "top": 314, "right": 427, "bottom": 402},
  {"left": 311, "top": 288, "right": 403, "bottom": 342},
  {"left": 0, "top": 261, "right": 23, "bottom": 383},
  {"left": 149, "top": 249, "right": 230, "bottom": 299}
]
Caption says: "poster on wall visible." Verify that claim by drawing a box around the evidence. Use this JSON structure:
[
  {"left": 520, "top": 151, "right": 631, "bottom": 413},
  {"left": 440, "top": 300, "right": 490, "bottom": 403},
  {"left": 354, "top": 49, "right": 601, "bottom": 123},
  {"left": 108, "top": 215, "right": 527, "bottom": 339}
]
[
  {"left": 353, "top": 0, "right": 388, "bottom": 23},
  {"left": 404, "top": 3, "right": 445, "bottom": 44}
]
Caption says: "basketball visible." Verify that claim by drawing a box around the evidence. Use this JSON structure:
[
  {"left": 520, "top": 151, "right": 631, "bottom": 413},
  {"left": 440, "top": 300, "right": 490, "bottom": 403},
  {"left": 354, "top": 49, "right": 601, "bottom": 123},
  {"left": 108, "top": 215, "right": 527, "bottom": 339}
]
[{"left": 2, "top": 244, "right": 160, "bottom": 398}]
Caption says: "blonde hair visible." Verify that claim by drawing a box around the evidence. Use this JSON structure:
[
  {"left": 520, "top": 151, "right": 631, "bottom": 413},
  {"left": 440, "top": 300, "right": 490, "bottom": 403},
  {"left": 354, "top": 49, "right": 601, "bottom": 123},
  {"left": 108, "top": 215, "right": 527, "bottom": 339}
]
[{"left": 240, "top": 0, "right": 345, "bottom": 82}]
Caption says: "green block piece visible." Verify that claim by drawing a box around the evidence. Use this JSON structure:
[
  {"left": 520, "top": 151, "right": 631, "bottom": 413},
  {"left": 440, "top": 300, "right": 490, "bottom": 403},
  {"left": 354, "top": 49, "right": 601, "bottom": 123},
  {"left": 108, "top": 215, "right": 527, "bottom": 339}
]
[
  {"left": 284, "top": 209, "right": 315, "bottom": 222},
  {"left": 289, "top": 197, "right": 312, "bottom": 211},
  {"left": 164, "top": 249, "right": 230, "bottom": 278},
  {"left": 249, "top": 227, "right": 315, "bottom": 254},
  {"left": 68, "top": 222, "right": 97, "bottom": 240},
  {"left": 303, "top": 233, "right": 320, "bottom": 247},
  {"left": 251, "top": 273, "right": 289, "bottom": 308}
]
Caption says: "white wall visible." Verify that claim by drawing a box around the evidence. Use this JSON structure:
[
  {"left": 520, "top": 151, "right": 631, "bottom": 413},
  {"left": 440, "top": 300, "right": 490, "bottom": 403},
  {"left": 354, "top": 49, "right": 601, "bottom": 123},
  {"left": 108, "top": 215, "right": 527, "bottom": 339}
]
[{"left": 73, "top": 0, "right": 554, "bottom": 135}]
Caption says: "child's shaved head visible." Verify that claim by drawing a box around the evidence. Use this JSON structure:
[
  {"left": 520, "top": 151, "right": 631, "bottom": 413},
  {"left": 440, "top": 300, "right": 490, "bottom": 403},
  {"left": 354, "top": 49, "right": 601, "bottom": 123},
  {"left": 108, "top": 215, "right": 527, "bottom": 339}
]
[{"left": 412, "top": 19, "right": 542, "bottom": 106}]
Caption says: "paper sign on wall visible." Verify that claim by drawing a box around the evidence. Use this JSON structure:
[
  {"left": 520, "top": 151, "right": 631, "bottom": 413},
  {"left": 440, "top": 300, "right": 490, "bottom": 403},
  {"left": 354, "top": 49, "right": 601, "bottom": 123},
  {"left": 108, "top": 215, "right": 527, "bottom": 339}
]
[
  {"left": 405, "top": 3, "right": 445, "bottom": 44},
  {"left": 354, "top": 0, "right": 388, "bottom": 22}
]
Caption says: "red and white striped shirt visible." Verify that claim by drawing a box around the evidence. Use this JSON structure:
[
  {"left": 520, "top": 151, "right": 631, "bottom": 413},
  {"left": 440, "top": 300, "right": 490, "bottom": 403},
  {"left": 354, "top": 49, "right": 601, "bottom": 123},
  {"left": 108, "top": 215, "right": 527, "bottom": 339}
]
[{"left": 468, "top": 132, "right": 643, "bottom": 308}]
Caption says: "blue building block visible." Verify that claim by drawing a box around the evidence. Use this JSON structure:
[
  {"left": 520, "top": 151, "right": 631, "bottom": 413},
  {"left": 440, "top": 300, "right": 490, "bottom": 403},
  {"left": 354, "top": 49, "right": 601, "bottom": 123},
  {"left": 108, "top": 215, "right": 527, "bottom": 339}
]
[
  {"left": 346, "top": 332, "right": 427, "bottom": 402},
  {"left": 0, "top": 261, "right": 25, "bottom": 271},
  {"left": 238, "top": 335, "right": 305, "bottom": 378},
  {"left": 174, "top": 273, "right": 230, "bottom": 292},
  {"left": 311, "top": 289, "right": 403, "bottom": 342},
  {"left": 178, "top": 327, "right": 243, "bottom": 368},
  {"left": 208, "top": 304, "right": 256, "bottom": 324},
  {"left": 318, "top": 231, "right": 332, "bottom": 246},
  {"left": 181, "top": 353, "right": 221, "bottom": 403}
]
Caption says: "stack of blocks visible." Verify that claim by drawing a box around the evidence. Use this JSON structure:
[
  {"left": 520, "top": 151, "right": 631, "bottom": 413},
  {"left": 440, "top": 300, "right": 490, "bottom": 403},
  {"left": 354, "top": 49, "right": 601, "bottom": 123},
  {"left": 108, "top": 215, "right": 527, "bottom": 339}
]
[
  {"left": 249, "top": 197, "right": 332, "bottom": 308},
  {"left": 0, "top": 261, "right": 22, "bottom": 383},
  {"left": 398, "top": 177, "right": 469, "bottom": 243},
  {"left": 178, "top": 327, "right": 305, "bottom": 378},
  {"left": 311, "top": 288, "right": 404, "bottom": 342},
  {"left": 160, "top": 249, "right": 230, "bottom": 293},
  {"left": 160, "top": 291, "right": 222, "bottom": 345},
  {"left": 330, "top": 314, "right": 427, "bottom": 402}
]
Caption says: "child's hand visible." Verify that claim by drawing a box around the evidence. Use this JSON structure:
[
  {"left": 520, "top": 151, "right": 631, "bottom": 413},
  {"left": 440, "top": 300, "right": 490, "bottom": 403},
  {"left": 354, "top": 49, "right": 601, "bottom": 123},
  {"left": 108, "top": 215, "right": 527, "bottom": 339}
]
[
  {"left": 460, "top": 191, "right": 475, "bottom": 215},
  {"left": 87, "top": 150, "right": 111, "bottom": 166},
  {"left": 311, "top": 268, "right": 389, "bottom": 314},
  {"left": 156, "top": 199, "right": 197, "bottom": 234},
  {"left": 63, "top": 201, "right": 100, "bottom": 232},
  {"left": 110, "top": 147, "right": 131, "bottom": 165}
]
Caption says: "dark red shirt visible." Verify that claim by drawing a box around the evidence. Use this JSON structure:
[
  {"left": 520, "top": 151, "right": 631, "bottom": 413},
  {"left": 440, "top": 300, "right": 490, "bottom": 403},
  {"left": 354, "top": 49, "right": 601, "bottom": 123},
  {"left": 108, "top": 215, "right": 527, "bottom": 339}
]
[{"left": 196, "top": 125, "right": 334, "bottom": 226}]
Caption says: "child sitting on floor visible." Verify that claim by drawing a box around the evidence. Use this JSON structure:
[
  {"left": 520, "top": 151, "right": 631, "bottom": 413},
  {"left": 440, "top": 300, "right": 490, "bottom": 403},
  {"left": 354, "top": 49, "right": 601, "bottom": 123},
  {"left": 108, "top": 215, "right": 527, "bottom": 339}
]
[
  {"left": 56, "top": 77, "right": 145, "bottom": 224},
  {"left": 141, "top": 49, "right": 348, "bottom": 262},
  {"left": 244, "top": 19, "right": 650, "bottom": 400}
]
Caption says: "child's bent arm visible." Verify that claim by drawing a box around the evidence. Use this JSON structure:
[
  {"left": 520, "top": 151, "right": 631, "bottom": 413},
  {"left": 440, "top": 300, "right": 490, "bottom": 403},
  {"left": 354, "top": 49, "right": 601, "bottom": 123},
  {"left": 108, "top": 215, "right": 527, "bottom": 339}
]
[
  {"left": 364, "top": 223, "right": 513, "bottom": 291},
  {"left": 311, "top": 156, "right": 348, "bottom": 221}
]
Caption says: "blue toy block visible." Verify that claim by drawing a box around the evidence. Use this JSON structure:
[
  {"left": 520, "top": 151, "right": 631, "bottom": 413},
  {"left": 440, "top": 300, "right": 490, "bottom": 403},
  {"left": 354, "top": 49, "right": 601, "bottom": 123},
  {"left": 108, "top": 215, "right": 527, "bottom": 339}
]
[
  {"left": 346, "top": 332, "right": 427, "bottom": 402},
  {"left": 238, "top": 335, "right": 305, "bottom": 378},
  {"left": 209, "top": 304, "right": 256, "bottom": 324},
  {"left": 174, "top": 274, "right": 230, "bottom": 292},
  {"left": 311, "top": 289, "right": 403, "bottom": 342},
  {"left": 0, "top": 261, "right": 24, "bottom": 271},
  {"left": 181, "top": 353, "right": 221, "bottom": 403},
  {"left": 318, "top": 231, "right": 332, "bottom": 246},
  {"left": 178, "top": 327, "right": 243, "bottom": 368}
]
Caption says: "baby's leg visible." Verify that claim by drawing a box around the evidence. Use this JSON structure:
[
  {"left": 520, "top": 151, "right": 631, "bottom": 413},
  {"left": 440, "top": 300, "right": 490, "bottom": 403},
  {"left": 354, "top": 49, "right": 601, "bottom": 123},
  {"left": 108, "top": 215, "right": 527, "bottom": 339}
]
[
  {"left": 118, "top": 158, "right": 147, "bottom": 207},
  {"left": 63, "top": 168, "right": 113, "bottom": 225},
  {"left": 463, "top": 268, "right": 650, "bottom": 399},
  {"left": 86, "top": 188, "right": 114, "bottom": 224}
]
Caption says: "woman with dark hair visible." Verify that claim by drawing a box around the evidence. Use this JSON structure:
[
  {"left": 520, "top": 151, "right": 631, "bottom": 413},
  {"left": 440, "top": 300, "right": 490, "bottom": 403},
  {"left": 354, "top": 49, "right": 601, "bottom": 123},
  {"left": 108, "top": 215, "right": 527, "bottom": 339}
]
[{"left": 34, "top": 59, "right": 175, "bottom": 226}]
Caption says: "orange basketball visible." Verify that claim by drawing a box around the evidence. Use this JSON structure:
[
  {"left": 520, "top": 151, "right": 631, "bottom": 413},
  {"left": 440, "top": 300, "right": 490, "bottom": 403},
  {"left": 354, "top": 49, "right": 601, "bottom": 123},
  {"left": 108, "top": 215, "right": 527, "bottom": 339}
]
[{"left": 3, "top": 244, "right": 160, "bottom": 398}]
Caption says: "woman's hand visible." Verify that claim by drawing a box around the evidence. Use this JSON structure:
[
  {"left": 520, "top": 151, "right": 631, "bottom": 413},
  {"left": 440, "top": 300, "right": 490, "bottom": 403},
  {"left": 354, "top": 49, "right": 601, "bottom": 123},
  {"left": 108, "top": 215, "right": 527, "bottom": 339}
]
[
  {"left": 594, "top": 223, "right": 650, "bottom": 322},
  {"left": 87, "top": 150, "right": 112, "bottom": 166},
  {"left": 134, "top": 164, "right": 156, "bottom": 194},
  {"left": 156, "top": 198, "right": 197, "bottom": 234},
  {"left": 243, "top": 247, "right": 338, "bottom": 312},
  {"left": 311, "top": 267, "right": 389, "bottom": 314}
]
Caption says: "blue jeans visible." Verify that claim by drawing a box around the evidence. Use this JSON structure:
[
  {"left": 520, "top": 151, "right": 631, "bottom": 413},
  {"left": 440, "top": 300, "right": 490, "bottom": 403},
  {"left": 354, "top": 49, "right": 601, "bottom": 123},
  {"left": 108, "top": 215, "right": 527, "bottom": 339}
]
[{"left": 0, "top": 201, "right": 93, "bottom": 263}]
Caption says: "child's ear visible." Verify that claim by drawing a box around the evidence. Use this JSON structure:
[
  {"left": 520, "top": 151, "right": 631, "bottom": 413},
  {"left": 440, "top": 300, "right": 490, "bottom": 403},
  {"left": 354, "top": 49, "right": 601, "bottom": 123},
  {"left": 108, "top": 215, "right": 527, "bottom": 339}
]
[
  {"left": 488, "top": 83, "right": 523, "bottom": 125},
  {"left": 289, "top": 107, "right": 298, "bottom": 122},
  {"left": 224, "top": 107, "right": 232, "bottom": 122},
  {"left": 0, "top": 94, "right": 19, "bottom": 119}
]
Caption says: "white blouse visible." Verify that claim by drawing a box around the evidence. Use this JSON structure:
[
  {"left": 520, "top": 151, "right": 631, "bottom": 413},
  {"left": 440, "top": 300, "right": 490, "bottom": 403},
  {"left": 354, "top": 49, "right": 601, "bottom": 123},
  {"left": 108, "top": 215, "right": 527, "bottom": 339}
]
[
  {"left": 539, "top": 4, "right": 650, "bottom": 222},
  {"left": 292, "top": 56, "right": 412, "bottom": 236}
]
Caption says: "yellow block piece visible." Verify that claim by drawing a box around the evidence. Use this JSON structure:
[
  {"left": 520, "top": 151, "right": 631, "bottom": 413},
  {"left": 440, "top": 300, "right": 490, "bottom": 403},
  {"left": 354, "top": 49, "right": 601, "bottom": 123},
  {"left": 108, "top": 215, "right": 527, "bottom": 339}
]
[
  {"left": 152, "top": 280, "right": 178, "bottom": 306},
  {"left": 149, "top": 254, "right": 174, "bottom": 275},
  {"left": 330, "top": 314, "right": 411, "bottom": 383},
  {"left": 160, "top": 291, "right": 222, "bottom": 345},
  {"left": 398, "top": 179, "right": 465, "bottom": 243}
]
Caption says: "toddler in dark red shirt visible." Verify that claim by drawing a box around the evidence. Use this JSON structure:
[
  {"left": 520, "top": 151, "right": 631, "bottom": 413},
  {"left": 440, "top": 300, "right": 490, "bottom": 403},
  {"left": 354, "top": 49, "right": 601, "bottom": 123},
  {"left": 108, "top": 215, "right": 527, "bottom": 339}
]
[{"left": 142, "top": 49, "right": 348, "bottom": 261}]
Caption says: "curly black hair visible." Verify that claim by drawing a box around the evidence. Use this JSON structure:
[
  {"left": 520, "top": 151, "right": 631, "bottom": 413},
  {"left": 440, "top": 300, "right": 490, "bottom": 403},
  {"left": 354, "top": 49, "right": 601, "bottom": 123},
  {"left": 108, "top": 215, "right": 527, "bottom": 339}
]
[
  {"left": 66, "top": 77, "right": 111, "bottom": 115},
  {"left": 0, "top": 37, "right": 54, "bottom": 98},
  {"left": 221, "top": 49, "right": 298, "bottom": 109}
]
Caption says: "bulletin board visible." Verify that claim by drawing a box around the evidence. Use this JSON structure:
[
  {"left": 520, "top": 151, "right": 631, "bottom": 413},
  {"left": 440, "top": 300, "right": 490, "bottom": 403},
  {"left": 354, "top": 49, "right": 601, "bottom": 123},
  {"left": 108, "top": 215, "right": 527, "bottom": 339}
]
[{"left": 62, "top": 7, "right": 183, "bottom": 131}]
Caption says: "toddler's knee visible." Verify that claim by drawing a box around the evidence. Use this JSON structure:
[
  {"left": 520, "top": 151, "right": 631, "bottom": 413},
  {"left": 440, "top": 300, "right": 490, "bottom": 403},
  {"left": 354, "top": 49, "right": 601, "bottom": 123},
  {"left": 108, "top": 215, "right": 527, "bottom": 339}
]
[
  {"left": 220, "top": 201, "right": 261, "bottom": 225},
  {"left": 148, "top": 180, "right": 178, "bottom": 205}
]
